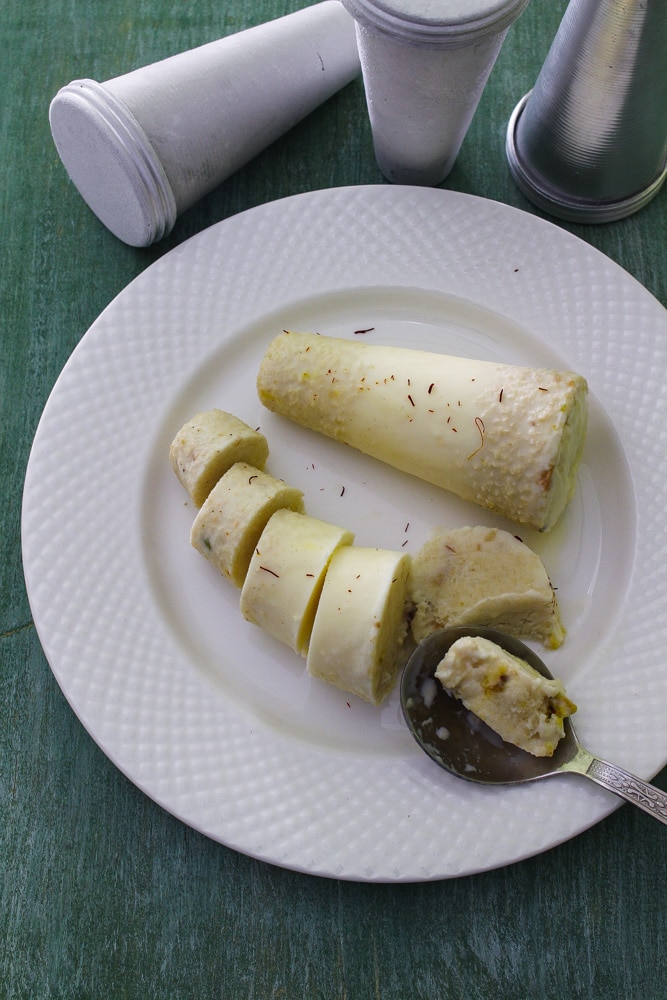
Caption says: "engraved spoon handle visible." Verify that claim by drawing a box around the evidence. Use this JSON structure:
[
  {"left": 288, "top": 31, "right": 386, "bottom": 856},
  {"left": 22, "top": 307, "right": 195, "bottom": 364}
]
[{"left": 577, "top": 754, "right": 667, "bottom": 825}]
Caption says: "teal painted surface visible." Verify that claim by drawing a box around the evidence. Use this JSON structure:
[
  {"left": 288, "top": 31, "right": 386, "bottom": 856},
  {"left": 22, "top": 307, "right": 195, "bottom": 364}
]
[{"left": 2, "top": 1, "right": 665, "bottom": 998}]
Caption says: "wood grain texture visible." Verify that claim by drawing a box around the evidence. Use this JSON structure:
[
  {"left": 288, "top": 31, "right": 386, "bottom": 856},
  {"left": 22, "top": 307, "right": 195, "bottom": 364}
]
[{"left": 2, "top": 1, "right": 665, "bottom": 998}]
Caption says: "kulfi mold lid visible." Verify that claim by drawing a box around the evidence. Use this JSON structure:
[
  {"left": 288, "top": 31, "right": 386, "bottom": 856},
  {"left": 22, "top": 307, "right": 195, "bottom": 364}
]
[
  {"left": 49, "top": 79, "right": 177, "bottom": 247},
  {"left": 342, "top": 0, "right": 531, "bottom": 45}
]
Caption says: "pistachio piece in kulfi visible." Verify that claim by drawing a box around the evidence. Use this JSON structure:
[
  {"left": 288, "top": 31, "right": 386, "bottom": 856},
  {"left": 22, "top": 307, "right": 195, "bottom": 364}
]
[
  {"left": 435, "top": 635, "right": 576, "bottom": 756},
  {"left": 307, "top": 546, "right": 411, "bottom": 705},
  {"left": 410, "top": 526, "right": 564, "bottom": 649},
  {"left": 257, "top": 331, "right": 588, "bottom": 531},
  {"left": 170, "top": 409, "right": 269, "bottom": 506},
  {"left": 190, "top": 462, "right": 305, "bottom": 588},
  {"left": 240, "top": 510, "right": 354, "bottom": 655}
]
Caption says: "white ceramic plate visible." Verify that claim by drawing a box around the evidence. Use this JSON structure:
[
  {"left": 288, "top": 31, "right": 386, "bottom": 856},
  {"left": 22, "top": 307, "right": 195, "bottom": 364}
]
[{"left": 22, "top": 186, "right": 667, "bottom": 881}]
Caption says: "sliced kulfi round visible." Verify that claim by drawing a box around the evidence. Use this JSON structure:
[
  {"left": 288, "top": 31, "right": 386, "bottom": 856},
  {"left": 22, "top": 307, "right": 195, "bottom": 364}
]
[
  {"left": 257, "top": 331, "right": 588, "bottom": 531},
  {"left": 410, "top": 526, "right": 565, "bottom": 649},
  {"left": 240, "top": 510, "right": 354, "bottom": 655},
  {"left": 435, "top": 635, "right": 576, "bottom": 757},
  {"left": 307, "top": 546, "right": 411, "bottom": 705},
  {"left": 169, "top": 409, "right": 269, "bottom": 507},
  {"left": 190, "top": 462, "right": 305, "bottom": 588}
]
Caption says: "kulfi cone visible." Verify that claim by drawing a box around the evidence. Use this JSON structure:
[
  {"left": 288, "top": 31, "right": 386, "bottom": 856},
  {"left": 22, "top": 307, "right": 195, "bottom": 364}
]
[{"left": 257, "top": 331, "right": 588, "bottom": 531}]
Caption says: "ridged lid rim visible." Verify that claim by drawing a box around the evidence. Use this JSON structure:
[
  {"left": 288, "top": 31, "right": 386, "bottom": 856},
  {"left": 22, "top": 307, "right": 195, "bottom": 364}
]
[{"left": 341, "top": 0, "right": 531, "bottom": 45}]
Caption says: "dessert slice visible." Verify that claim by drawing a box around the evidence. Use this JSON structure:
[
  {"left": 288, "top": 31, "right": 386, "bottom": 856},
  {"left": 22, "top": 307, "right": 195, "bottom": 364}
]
[
  {"left": 170, "top": 409, "right": 269, "bottom": 506},
  {"left": 435, "top": 635, "right": 576, "bottom": 757},
  {"left": 190, "top": 462, "right": 304, "bottom": 587},
  {"left": 410, "top": 526, "right": 564, "bottom": 649},
  {"left": 307, "top": 546, "right": 411, "bottom": 705},
  {"left": 240, "top": 510, "right": 354, "bottom": 655},
  {"left": 257, "top": 331, "right": 588, "bottom": 531}
]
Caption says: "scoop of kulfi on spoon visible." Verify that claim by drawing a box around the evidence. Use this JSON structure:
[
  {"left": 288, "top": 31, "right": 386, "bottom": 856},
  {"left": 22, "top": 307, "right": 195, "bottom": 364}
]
[{"left": 400, "top": 626, "right": 667, "bottom": 825}]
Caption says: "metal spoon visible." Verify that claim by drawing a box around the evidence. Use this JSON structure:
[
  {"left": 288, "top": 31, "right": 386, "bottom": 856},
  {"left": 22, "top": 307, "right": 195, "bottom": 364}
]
[{"left": 401, "top": 626, "right": 667, "bottom": 825}]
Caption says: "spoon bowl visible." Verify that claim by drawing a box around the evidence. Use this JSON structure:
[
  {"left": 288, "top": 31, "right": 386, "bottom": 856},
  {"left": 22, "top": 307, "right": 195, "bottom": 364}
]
[{"left": 401, "top": 626, "right": 667, "bottom": 824}]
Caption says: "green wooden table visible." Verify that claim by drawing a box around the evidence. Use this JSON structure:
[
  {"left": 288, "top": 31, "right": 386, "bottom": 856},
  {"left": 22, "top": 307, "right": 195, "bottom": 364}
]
[{"left": 3, "top": 1, "right": 665, "bottom": 997}]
